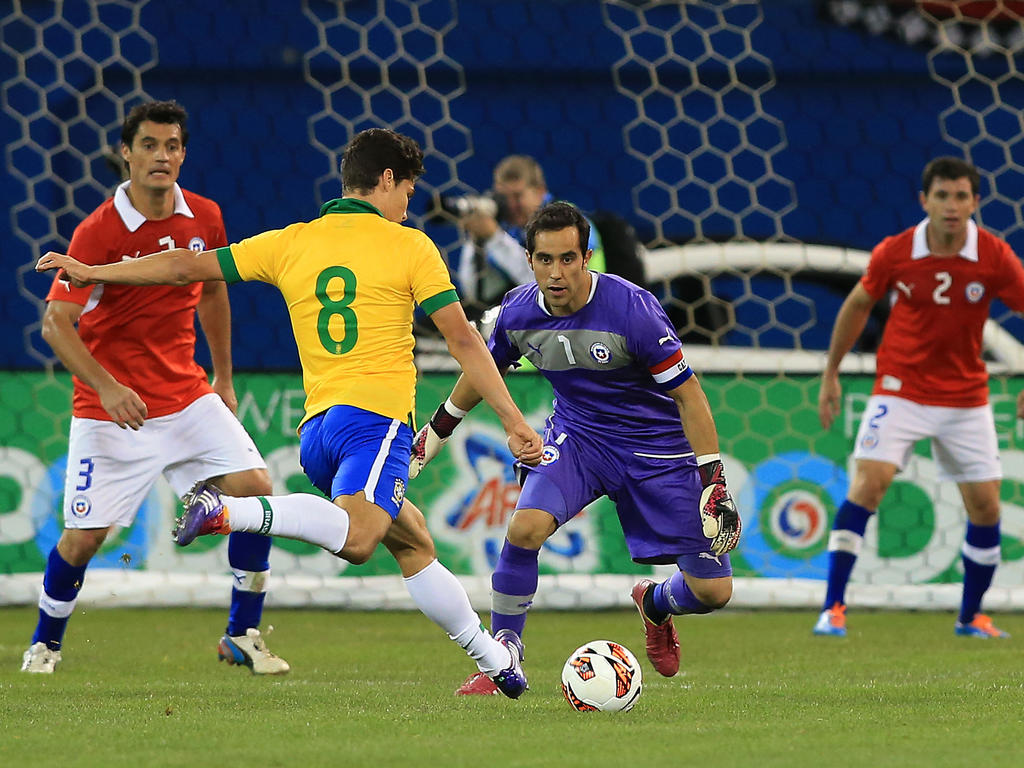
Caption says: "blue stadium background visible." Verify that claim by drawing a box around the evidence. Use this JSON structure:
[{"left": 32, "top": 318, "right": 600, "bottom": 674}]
[{"left": 3, "top": 0, "right": 1019, "bottom": 370}]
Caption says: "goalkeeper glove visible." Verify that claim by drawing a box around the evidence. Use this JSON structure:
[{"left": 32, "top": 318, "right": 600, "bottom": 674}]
[
  {"left": 409, "top": 400, "right": 465, "bottom": 479},
  {"left": 697, "top": 456, "right": 741, "bottom": 556}
]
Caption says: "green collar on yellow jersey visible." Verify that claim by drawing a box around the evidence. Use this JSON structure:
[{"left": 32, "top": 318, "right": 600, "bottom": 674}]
[{"left": 319, "top": 198, "right": 384, "bottom": 218}]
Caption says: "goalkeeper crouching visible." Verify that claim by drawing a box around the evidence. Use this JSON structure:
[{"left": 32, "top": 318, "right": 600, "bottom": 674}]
[{"left": 410, "top": 202, "right": 741, "bottom": 694}]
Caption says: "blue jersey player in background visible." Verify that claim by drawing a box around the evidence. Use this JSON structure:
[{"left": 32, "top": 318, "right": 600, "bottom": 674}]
[{"left": 410, "top": 201, "right": 741, "bottom": 694}]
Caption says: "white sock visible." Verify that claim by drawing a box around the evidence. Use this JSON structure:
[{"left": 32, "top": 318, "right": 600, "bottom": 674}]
[
  {"left": 403, "top": 559, "right": 510, "bottom": 676},
  {"left": 225, "top": 493, "right": 349, "bottom": 554}
]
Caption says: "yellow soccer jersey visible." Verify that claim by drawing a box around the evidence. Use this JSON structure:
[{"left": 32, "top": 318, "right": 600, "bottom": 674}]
[{"left": 216, "top": 198, "right": 458, "bottom": 427}]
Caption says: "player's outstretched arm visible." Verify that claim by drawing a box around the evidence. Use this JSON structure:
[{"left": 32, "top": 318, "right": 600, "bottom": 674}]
[
  {"left": 36, "top": 248, "right": 226, "bottom": 287},
  {"left": 819, "top": 282, "right": 876, "bottom": 430},
  {"left": 428, "top": 302, "right": 542, "bottom": 465},
  {"left": 670, "top": 374, "right": 740, "bottom": 556}
]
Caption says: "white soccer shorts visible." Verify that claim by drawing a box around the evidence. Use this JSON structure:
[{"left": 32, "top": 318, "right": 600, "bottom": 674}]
[
  {"left": 852, "top": 394, "right": 1000, "bottom": 483},
  {"left": 63, "top": 392, "right": 266, "bottom": 529}
]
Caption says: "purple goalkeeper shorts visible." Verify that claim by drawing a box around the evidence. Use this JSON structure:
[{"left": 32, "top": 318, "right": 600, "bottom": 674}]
[{"left": 516, "top": 425, "right": 726, "bottom": 566}]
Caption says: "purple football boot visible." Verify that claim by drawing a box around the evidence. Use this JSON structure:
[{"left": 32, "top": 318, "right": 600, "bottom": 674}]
[
  {"left": 173, "top": 480, "right": 230, "bottom": 546},
  {"left": 491, "top": 629, "right": 528, "bottom": 699}
]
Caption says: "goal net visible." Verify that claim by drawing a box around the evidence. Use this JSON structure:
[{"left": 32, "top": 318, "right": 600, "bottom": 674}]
[{"left": 3, "top": 0, "right": 1024, "bottom": 612}]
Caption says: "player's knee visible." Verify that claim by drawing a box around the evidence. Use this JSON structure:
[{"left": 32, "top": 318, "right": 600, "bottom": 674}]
[
  {"left": 247, "top": 471, "right": 273, "bottom": 496},
  {"left": 213, "top": 468, "right": 273, "bottom": 497},
  {"left": 348, "top": 550, "right": 374, "bottom": 566},
  {"left": 57, "top": 527, "right": 109, "bottom": 565},
  {"left": 339, "top": 537, "right": 376, "bottom": 565},
  {"left": 383, "top": 507, "right": 436, "bottom": 563},
  {"left": 849, "top": 465, "right": 894, "bottom": 509},
  {"left": 692, "top": 579, "right": 732, "bottom": 610},
  {"left": 703, "top": 593, "right": 731, "bottom": 611},
  {"left": 967, "top": 503, "right": 1000, "bottom": 526},
  {"left": 848, "top": 479, "right": 885, "bottom": 509},
  {"left": 339, "top": 510, "right": 390, "bottom": 565},
  {"left": 507, "top": 508, "right": 557, "bottom": 549},
  {"left": 506, "top": 528, "right": 548, "bottom": 550}
]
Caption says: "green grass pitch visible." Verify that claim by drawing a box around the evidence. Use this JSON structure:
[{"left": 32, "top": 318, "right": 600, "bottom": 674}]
[{"left": 1, "top": 606, "right": 1022, "bottom": 767}]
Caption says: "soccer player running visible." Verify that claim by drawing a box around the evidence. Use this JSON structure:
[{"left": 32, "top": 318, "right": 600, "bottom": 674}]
[
  {"left": 815, "top": 156, "right": 1024, "bottom": 639},
  {"left": 409, "top": 201, "right": 741, "bottom": 693},
  {"left": 37, "top": 127, "right": 543, "bottom": 698},
  {"left": 22, "top": 100, "right": 288, "bottom": 675}
]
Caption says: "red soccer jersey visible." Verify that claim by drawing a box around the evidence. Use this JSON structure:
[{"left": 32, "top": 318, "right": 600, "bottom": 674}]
[
  {"left": 861, "top": 219, "right": 1024, "bottom": 407},
  {"left": 45, "top": 183, "right": 226, "bottom": 420}
]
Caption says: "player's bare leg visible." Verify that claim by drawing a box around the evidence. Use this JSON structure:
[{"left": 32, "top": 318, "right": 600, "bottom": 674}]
[
  {"left": 955, "top": 479, "right": 1008, "bottom": 638},
  {"left": 333, "top": 492, "right": 392, "bottom": 564}
]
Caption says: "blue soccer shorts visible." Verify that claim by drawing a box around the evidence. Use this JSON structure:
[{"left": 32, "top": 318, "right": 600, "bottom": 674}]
[{"left": 299, "top": 404, "right": 413, "bottom": 519}]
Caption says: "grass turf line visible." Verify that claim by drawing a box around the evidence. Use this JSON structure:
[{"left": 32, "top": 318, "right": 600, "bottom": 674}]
[{"left": 1, "top": 606, "right": 1022, "bottom": 768}]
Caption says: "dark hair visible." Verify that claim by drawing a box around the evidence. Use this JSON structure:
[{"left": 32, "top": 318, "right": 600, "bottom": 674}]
[
  {"left": 341, "top": 128, "right": 425, "bottom": 193},
  {"left": 922, "top": 156, "right": 980, "bottom": 195},
  {"left": 525, "top": 201, "right": 591, "bottom": 255},
  {"left": 121, "top": 100, "right": 189, "bottom": 148}
]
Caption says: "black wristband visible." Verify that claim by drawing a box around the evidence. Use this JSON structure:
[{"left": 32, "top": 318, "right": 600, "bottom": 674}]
[
  {"left": 429, "top": 402, "right": 463, "bottom": 439},
  {"left": 697, "top": 459, "right": 725, "bottom": 487}
]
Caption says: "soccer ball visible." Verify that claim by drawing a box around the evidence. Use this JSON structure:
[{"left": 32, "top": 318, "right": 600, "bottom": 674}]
[{"left": 560, "top": 640, "right": 642, "bottom": 712}]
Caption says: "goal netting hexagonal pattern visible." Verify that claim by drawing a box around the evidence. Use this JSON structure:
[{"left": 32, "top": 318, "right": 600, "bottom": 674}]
[{"left": 3, "top": 0, "right": 1024, "bottom": 613}]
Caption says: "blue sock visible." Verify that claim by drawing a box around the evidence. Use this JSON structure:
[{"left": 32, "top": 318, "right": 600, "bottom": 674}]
[
  {"left": 959, "top": 522, "right": 1000, "bottom": 625},
  {"left": 32, "top": 547, "right": 88, "bottom": 651},
  {"left": 490, "top": 540, "right": 539, "bottom": 637},
  {"left": 226, "top": 532, "right": 271, "bottom": 636},
  {"left": 823, "top": 500, "right": 874, "bottom": 610},
  {"left": 651, "top": 571, "right": 714, "bottom": 620}
]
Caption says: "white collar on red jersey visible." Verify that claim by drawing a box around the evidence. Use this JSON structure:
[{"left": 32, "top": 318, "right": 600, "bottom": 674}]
[
  {"left": 113, "top": 180, "right": 195, "bottom": 233},
  {"left": 911, "top": 217, "right": 979, "bottom": 262},
  {"left": 535, "top": 270, "right": 600, "bottom": 316}
]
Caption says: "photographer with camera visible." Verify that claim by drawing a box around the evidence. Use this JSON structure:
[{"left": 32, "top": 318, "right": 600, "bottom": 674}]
[{"left": 446, "top": 155, "right": 605, "bottom": 312}]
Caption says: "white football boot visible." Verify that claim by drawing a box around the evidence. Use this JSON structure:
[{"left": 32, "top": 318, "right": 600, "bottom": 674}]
[
  {"left": 218, "top": 627, "right": 290, "bottom": 675},
  {"left": 21, "top": 642, "right": 61, "bottom": 673}
]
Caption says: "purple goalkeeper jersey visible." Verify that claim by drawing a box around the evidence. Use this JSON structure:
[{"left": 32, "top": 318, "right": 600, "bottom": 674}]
[{"left": 488, "top": 272, "right": 694, "bottom": 452}]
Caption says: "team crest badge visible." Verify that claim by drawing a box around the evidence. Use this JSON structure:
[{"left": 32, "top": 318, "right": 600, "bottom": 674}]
[
  {"left": 188, "top": 236, "right": 206, "bottom": 252},
  {"left": 540, "top": 445, "right": 561, "bottom": 465},
  {"left": 71, "top": 494, "right": 92, "bottom": 518},
  {"left": 589, "top": 342, "right": 612, "bottom": 364},
  {"left": 965, "top": 282, "right": 984, "bottom": 303},
  {"left": 392, "top": 477, "right": 406, "bottom": 506}
]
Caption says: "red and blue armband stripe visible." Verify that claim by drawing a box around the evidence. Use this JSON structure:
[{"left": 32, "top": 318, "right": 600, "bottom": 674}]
[{"left": 649, "top": 348, "right": 692, "bottom": 389}]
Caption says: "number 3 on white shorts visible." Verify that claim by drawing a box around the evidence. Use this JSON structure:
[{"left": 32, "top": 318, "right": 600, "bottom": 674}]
[{"left": 76, "top": 458, "right": 95, "bottom": 491}]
